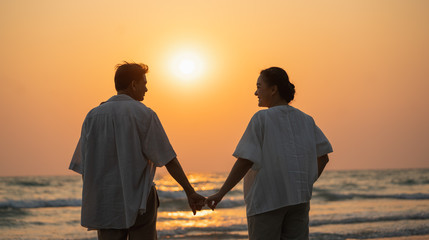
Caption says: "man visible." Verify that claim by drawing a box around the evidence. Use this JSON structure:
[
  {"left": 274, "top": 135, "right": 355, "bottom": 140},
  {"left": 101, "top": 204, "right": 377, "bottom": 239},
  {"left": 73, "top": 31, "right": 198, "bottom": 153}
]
[{"left": 69, "top": 62, "right": 205, "bottom": 240}]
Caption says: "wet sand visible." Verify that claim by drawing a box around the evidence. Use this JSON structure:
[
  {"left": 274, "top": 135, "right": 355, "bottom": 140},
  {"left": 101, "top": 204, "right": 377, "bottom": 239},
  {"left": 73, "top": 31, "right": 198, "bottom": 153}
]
[{"left": 347, "top": 235, "right": 429, "bottom": 240}]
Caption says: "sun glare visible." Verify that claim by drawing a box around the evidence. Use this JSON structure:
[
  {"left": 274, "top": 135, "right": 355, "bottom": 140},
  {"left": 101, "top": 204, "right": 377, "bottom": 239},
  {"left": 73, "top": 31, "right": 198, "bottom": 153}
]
[
  {"left": 179, "top": 59, "right": 196, "bottom": 75},
  {"left": 169, "top": 50, "right": 205, "bottom": 82}
]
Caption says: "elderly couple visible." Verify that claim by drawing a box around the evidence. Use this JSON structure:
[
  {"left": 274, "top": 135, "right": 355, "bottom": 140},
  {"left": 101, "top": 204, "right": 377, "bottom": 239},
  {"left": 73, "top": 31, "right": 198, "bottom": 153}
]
[{"left": 69, "top": 62, "right": 332, "bottom": 240}]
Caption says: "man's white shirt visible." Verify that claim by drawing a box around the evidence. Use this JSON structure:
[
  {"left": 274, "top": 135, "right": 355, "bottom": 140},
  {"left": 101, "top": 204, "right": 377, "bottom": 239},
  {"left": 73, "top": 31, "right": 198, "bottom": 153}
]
[{"left": 70, "top": 94, "right": 176, "bottom": 229}]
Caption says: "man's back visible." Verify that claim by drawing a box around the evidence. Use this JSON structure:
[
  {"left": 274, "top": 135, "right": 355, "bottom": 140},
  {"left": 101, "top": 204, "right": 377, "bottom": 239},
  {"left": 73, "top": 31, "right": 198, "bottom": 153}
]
[
  {"left": 70, "top": 62, "right": 206, "bottom": 238},
  {"left": 75, "top": 94, "right": 176, "bottom": 229}
]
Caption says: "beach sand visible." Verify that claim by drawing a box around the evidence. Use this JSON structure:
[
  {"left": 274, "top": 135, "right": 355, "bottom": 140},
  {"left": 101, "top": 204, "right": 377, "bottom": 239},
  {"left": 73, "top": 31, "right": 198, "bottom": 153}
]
[
  {"left": 157, "top": 233, "right": 429, "bottom": 240},
  {"left": 158, "top": 233, "right": 429, "bottom": 240},
  {"left": 347, "top": 235, "right": 429, "bottom": 240}
]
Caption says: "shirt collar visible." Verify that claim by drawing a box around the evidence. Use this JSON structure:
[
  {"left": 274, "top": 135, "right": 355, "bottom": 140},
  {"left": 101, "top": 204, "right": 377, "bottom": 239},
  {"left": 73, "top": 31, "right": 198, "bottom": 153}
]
[{"left": 106, "top": 94, "right": 136, "bottom": 102}]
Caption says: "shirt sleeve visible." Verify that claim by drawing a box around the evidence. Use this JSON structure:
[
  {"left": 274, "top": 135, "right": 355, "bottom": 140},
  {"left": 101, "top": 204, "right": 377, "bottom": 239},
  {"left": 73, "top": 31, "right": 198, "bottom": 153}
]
[
  {"left": 314, "top": 123, "right": 333, "bottom": 157},
  {"left": 69, "top": 136, "right": 83, "bottom": 174},
  {"left": 141, "top": 111, "right": 177, "bottom": 167},
  {"left": 233, "top": 112, "right": 263, "bottom": 169}
]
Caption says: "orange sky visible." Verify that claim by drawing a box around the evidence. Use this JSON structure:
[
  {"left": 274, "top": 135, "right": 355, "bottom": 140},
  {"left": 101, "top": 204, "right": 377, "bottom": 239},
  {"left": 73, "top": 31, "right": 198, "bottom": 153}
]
[{"left": 1, "top": 0, "right": 428, "bottom": 176}]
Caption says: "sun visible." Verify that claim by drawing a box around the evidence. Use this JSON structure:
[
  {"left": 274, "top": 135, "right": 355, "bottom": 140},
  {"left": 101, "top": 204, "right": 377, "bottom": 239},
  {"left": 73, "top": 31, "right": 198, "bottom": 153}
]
[
  {"left": 179, "top": 59, "right": 196, "bottom": 75},
  {"left": 169, "top": 51, "right": 204, "bottom": 81}
]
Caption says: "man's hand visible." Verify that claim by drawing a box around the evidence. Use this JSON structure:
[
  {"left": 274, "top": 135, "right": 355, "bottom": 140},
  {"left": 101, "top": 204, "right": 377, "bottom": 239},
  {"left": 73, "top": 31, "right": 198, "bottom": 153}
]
[
  {"left": 317, "top": 154, "right": 329, "bottom": 179},
  {"left": 165, "top": 158, "right": 206, "bottom": 215},
  {"left": 187, "top": 192, "right": 206, "bottom": 215},
  {"left": 206, "top": 192, "right": 224, "bottom": 210}
]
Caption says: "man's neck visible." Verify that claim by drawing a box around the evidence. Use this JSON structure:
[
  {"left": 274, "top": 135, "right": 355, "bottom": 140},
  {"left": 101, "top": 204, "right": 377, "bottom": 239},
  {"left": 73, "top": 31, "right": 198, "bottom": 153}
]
[{"left": 117, "top": 90, "right": 136, "bottom": 100}]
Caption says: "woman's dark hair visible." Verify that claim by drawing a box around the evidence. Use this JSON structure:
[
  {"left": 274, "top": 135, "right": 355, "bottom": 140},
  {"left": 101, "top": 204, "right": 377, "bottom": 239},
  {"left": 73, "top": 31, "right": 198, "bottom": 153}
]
[
  {"left": 260, "top": 67, "right": 295, "bottom": 103},
  {"left": 114, "top": 62, "right": 149, "bottom": 91}
]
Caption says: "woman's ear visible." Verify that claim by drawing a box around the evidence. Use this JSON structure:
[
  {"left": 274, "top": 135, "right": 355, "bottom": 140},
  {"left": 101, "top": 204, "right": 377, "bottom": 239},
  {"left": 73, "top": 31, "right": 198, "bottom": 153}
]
[{"left": 271, "top": 85, "right": 278, "bottom": 96}]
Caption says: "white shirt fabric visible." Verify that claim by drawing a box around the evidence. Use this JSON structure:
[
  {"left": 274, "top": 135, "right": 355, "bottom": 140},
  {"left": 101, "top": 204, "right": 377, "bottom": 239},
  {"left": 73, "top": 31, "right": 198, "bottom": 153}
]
[
  {"left": 233, "top": 105, "right": 333, "bottom": 217},
  {"left": 69, "top": 94, "right": 176, "bottom": 229}
]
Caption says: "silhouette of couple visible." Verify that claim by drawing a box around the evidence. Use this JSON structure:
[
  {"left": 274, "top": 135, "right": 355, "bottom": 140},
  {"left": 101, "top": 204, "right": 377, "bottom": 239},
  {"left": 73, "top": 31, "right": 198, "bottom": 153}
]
[{"left": 69, "top": 62, "right": 332, "bottom": 240}]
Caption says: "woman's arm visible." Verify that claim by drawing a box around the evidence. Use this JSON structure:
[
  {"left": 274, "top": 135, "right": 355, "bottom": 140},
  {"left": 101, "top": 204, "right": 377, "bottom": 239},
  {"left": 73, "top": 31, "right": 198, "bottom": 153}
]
[{"left": 206, "top": 158, "right": 253, "bottom": 210}]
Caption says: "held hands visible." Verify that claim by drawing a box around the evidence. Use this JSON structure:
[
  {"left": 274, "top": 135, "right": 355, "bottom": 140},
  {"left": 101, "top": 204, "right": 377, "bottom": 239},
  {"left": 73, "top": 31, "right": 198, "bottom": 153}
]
[
  {"left": 168, "top": 157, "right": 250, "bottom": 215},
  {"left": 187, "top": 192, "right": 206, "bottom": 215},
  {"left": 187, "top": 191, "right": 225, "bottom": 214}
]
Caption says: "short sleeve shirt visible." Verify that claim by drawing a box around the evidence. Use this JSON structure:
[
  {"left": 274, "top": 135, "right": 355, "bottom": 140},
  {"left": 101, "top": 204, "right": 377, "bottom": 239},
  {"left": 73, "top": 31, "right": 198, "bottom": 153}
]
[
  {"left": 69, "top": 94, "right": 176, "bottom": 229},
  {"left": 233, "top": 105, "right": 332, "bottom": 216}
]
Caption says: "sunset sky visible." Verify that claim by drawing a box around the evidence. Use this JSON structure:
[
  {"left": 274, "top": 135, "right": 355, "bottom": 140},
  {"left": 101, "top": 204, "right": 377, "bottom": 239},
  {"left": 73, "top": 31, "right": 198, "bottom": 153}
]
[{"left": 1, "top": 0, "right": 428, "bottom": 176}]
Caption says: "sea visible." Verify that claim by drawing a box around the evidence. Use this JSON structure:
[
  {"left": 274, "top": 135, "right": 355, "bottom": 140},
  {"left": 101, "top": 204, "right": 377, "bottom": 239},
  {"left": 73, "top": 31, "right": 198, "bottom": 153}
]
[{"left": 1, "top": 169, "right": 429, "bottom": 240}]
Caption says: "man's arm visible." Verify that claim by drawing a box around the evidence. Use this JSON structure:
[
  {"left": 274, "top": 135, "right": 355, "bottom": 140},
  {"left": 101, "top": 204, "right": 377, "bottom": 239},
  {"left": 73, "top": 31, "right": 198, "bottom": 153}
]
[
  {"left": 317, "top": 154, "right": 329, "bottom": 178},
  {"left": 165, "top": 157, "right": 206, "bottom": 215},
  {"left": 206, "top": 158, "right": 253, "bottom": 210}
]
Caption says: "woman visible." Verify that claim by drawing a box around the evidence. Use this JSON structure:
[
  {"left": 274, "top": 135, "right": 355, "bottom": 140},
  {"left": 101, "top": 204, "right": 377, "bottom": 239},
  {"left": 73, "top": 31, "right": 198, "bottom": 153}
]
[{"left": 207, "top": 67, "right": 333, "bottom": 240}]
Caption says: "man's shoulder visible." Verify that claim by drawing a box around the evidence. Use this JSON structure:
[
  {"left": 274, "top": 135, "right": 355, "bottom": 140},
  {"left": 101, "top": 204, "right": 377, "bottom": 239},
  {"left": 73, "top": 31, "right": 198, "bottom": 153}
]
[
  {"left": 128, "top": 101, "right": 155, "bottom": 115},
  {"left": 85, "top": 97, "right": 155, "bottom": 118}
]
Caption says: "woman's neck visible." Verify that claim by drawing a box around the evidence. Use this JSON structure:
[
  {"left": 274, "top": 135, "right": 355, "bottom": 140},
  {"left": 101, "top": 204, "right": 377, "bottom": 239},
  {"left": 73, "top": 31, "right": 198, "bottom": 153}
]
[{"left": 269, "top": 97, "right": 288, "bottom": 108}]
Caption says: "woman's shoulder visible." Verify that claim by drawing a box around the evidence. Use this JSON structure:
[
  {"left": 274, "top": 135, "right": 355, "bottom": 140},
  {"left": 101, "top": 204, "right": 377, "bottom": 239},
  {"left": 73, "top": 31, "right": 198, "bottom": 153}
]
[
  {"left": 288, "top": 105, "right": 311, "bottom": 116},
  {"left": 287, "top": 106, "right": 316, "bottom": 124},
  {"left": 267, "top": 105, "right": 315, "bottom": 121},
  {"left": 252, "top": 108, "right": 270, "bottom": 119},
  {"left": 251, "top": 105, "right": 314, "bottom": 121}
]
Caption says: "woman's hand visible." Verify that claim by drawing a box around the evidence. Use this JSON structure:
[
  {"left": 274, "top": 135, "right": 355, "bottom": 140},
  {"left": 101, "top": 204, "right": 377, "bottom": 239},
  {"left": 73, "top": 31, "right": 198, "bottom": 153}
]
[{"left": 206, "top": 192, "right": 224, "bottom": 210}]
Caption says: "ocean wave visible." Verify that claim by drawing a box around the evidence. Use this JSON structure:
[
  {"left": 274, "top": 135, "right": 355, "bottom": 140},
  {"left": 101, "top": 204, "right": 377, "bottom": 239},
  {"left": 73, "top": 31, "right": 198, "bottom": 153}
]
[
  {"left": 0, "top": 199, "right": 81, "bottom": 209},
  {"left": 157, "top": 190, "right": 219, "bottom": 199},
  {"left": 7, "top": 179, "right": 52, "bottom": 187},
  {"left": 157, "top": 189, "right": 242, "bottom": 200},
  {"left": 159, "top": 224, "right": 248, "bottom": 238},
  {"left": 214, "top": 198, "right": 245, "bottom": 209},
  {"left": 157, "top": 190, "right": 188, "bottom": 199},
  {"left": 0, "top": 196, "right": 244, "bottom": 211},
  {"left": 158, "top": 198, "right": 245, "bottom": 212},
  {"left": 314, "top": 191, "right": 429, "bottom": 201},
  {"left": 3, "top": 192, "right": 426, "bottom": 210},
  {"left": 391, "top": 179, "right": 429, "bottom": 186}
]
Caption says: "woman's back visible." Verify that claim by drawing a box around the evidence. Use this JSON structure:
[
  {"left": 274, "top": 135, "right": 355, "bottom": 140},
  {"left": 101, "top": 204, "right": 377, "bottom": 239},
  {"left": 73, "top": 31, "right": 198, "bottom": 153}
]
[{"left": 234, "top": 105, "right": 331, "bottom": 216}]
